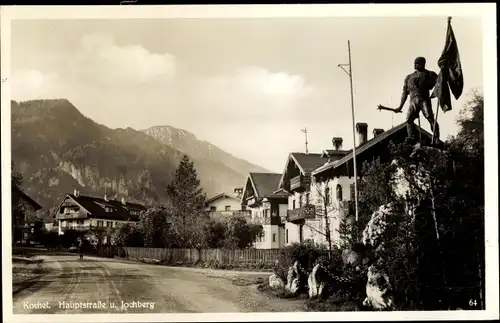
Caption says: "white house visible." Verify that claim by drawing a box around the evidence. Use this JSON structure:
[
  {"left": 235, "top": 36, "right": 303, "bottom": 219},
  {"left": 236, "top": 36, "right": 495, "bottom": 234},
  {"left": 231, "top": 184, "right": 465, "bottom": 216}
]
[
  {"left": 205, "top": 188, "right": 249, "bottom": 220},
  {"left": 241, "top": 173, "right": 288, "bottom": 249},
  {"left": 309, "top": 121, "right": 434, "bottom": 246},
  {"left": 54, "top": 190, "right": 146, "bottom": 243},
  {"left": 277, "top": 151, "right": 348, "bottom": 246}
]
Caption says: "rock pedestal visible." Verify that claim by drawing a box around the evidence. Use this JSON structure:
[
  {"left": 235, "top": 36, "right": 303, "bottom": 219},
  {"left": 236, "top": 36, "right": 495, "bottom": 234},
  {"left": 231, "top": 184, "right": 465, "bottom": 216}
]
[
  {"left": 363, "top": 265, "right": 394, "bottom": 310},
  {"left": 308, "top": 263, "right": 326, "bottom": 299}
]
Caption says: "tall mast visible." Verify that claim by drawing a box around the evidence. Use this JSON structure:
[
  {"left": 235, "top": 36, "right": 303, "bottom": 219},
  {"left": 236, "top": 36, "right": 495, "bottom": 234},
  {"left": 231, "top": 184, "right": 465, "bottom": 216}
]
[
  {"left": 338, "top": 40, "right": 359, "bottom": 222},
  {"left": 301, "top": 127, "right": 309, "bottom": 154}
]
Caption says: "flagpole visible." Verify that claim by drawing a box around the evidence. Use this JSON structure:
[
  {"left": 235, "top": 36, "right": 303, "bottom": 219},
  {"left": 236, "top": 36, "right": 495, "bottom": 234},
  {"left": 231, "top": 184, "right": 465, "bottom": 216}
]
[
  {"left": 432, "top": 16, "right": 452, "bottom": 145},
  {"left": 338, "top": 40, "right": 359, "bottom": 223}
]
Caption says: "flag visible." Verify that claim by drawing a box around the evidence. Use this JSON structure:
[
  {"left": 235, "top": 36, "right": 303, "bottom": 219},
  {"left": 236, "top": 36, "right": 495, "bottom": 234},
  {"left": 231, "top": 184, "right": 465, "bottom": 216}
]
[{"left": 431, "top": 18, "right": 464, "bottom": 112}]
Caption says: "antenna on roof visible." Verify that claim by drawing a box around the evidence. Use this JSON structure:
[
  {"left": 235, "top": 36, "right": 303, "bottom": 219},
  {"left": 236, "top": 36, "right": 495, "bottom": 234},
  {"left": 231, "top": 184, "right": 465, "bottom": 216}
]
[{"left": 301, "top": 126, "right": 309, "bottom": 154}]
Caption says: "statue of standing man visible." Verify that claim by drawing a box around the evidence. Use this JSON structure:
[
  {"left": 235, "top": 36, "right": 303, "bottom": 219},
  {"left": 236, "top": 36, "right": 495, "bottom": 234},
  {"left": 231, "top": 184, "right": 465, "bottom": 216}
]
[{"left": 395, "top": 57, "right": 440, "bottom": 144}]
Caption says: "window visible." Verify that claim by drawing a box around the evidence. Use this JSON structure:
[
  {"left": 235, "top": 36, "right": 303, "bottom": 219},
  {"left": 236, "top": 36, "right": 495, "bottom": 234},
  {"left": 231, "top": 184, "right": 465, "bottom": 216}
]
[
  {"left": 210, "top": 206, "right": 216, "bottom": 212},
  {"left": 286, "top": 229, "right": 289, "bottom": 243},
  {"left": 272, "top": 233, "right": 276, "bottom": 242},
  {"left": 299, "top": 195, "right": 303, "bottom": 208},
  {"left": 97, "top": 220, "right": 103, "bottom": 227},
  {"left": 325, "top": 187, "right": 331, "bottom": 205},
  {"left": 336, "top": 184, "right": 343, "bottom": 201},
  {"left": 350, "top": 184, "right": 356, "bottom": 200},
  {"left": 115, "top": 221, "right": 119, "bottom": 227},
  {"left": 292, "top": 200, "right": 296, "bottom": 209},
  {"left": 305, "top": 193, "right": 310, "bottom": 205},
  {"left": 107, "top": 221, "right": 113, "bottom": 227},
  {"left": 225, "top": 205, "right": 231, "bottom": 211}
]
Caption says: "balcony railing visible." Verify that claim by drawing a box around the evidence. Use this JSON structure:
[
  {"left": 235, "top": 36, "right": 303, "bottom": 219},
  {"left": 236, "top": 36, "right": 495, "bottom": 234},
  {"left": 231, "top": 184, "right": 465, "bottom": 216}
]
[
  {"left": 208, "top": 210, "right": 252, "bottom": 218},
  {"left": 57, "top": 209, "right": 87, "bottom": 221},
  {"left": 249, "top": 215, "right": 281, "bottom": 226},
  {"left": 290, "top": 175, "right": 311, "bottom": 192},
  {"left": 286, "top": 204, "right": 316, "bottom": 222},
  {"left": 60, "top": 224, "right": 91, "bottom": 231}
]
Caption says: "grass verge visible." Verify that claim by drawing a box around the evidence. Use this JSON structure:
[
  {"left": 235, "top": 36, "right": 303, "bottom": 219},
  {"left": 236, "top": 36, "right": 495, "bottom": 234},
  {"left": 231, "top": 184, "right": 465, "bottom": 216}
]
[{"left": 12, "top": 262, "right": 50, "bottom": 296}]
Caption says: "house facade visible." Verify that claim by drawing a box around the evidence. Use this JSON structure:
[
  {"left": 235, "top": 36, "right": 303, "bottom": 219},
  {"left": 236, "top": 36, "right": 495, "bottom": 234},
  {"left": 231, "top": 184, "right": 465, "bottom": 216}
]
[
  {"left": 12, "top": 186, "right": 43, "bottom": 245},
  {"left": 54, "top": 190, "right": 146, "bottom": 244},
  {"left": 309, "top": 121, "right": 433, "bottom": 246},
  {"left": 205, "top": 188, "right": 250, "bottom": 220},
  {"left": 277, "top": 151, "right": 349, "bottom": 246},
  {"left": 241, "top": 173, "right": 288, "bottom": 249}
]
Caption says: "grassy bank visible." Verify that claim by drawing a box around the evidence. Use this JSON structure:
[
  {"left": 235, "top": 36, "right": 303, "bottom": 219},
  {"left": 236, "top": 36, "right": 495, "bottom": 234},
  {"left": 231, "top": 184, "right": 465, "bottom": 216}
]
[{"left": 12, "top": 259, "right": 49, "bottom": 296}]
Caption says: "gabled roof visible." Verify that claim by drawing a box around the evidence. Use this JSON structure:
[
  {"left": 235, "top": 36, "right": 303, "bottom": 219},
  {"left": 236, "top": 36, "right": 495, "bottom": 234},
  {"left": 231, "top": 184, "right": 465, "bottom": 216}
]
[
  {"left": 13, "top": 186, "right": 42, "bottom": 210},
  {"left": 56, "top": 193, "right": 146, "bottom": 221},
  {"left": 277, "top": 153, "right": 325, "bottom": 189},
  {"left": 312, "top": 122, "right": 433, "bottom": 176},
  {"left": 205, "top": 192, "right": 240, "bottom": 205},
  {"left": 248, "top": 172, "right": 282, "bottom": 199}
]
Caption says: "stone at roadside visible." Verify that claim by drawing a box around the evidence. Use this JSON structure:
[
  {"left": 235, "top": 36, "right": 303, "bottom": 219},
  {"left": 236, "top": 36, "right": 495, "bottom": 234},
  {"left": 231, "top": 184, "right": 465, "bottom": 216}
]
[
  {"left": 286, "top": 277, "right": 300, "bottom": 294},
  {"left": 285, "top": 261, "right": 301, "bottom": 295},
  {"left": 308, "top": 263, "right": 326, "bottom": 299},
  {"left": 363, "top": 265, "right": 394, "bottom": 310},
  {"left": 268, "top": 273, "right": 285, "bottom": 289}
]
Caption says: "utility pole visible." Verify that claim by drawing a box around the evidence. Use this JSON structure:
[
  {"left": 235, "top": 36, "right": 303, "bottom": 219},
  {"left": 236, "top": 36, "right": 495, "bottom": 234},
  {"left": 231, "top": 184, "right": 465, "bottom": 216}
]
[
  {"left": 338, "top": 40, "right": 359, "bottom": 223},
  {"left": 301, "top": 127, "right": 309, "bottom": 154}
]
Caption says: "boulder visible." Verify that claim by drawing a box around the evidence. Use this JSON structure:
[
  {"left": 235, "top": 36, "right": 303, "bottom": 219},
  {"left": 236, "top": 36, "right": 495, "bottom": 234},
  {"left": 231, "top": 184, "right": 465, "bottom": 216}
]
[
  {"left": 363, "top": 265, "right": 394, "bottom": 310},
  {"left": 285, "top": 261, "right": 301, "bottom": 295},
  {"left": 268, "top": 273, "right": 285, "bottom": 289},
  {"left": 286, "top": 277, "right": 300, "bottom": 295},
  {"left": 308, "top": 263, "right": 326, "bottom": 299}
]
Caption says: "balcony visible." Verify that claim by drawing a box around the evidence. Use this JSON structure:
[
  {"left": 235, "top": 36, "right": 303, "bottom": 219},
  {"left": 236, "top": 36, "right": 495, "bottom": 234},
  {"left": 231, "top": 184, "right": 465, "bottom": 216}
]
[
  {"left": 208, "top": 210, "right": 252, "bottom": 218},
  {"left": 56, "top": 208, "right": 87, "bottom": 221},
  {"left": 290, "top": 175, "right": 311, "bottom": 192},
  {"left": 249, "top": 215, "right": 281, "bottom": 226},
  {"left": 286, "top": 204, "right": 316, "bottom": 222},
  {"left": 60, "top": 224, "right": 91, "bottom": 232}
]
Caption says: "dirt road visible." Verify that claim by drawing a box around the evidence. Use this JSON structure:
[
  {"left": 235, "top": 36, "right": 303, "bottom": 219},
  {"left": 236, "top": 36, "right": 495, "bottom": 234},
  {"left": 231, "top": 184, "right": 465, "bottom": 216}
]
[{"left": 12, "top": 253, "right": 305, "bottom": 314}]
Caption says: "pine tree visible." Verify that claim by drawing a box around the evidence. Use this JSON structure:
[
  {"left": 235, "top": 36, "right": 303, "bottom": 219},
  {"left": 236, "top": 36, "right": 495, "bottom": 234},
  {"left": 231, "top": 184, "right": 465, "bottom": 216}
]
[{"left": 166, "top": 155, "right": 206, "bottom": 224}]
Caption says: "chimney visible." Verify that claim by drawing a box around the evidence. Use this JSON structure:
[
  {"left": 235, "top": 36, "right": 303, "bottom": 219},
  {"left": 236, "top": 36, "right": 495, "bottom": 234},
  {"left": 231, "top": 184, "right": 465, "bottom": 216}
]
[
  {"left": 332, "top": 137, "right": 343, "bottom": 151},
  {"left": 373, "top": 128, "right": 384, "bottom": 138},
  {"left": 356, "top": 122, "right": 368, "bottom": 145},
  {"left": 74, "top": 189, "right": 79, "bottom": 197},
  {"left": 121, "top": 197, "right": 126, "bottom": 205}
]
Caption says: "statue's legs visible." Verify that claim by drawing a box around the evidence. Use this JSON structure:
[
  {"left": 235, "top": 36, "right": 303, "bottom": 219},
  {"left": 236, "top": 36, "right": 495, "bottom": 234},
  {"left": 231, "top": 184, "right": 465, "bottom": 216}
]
[
  {"left": 421, "top": 99, "right": 440, "bottom": 141},
  {"left": 406, "top": 100, "right": 420, "bottom": 143}
]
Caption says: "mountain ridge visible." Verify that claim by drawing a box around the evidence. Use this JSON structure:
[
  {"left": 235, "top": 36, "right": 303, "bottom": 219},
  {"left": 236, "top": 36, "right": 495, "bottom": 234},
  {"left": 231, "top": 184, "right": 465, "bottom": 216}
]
[{"left": 10, "top": 99, "right": 267, "bottom": 217}]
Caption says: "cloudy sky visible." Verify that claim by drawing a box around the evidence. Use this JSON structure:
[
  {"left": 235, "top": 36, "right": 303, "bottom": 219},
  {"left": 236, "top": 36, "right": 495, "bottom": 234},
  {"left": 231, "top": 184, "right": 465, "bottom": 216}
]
[{"left": 11, "top": 15, "right": 483, "bottom": 172}]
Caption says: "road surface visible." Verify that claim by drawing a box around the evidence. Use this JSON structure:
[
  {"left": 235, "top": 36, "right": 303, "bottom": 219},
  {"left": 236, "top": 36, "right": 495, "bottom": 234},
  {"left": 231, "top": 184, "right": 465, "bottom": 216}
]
[{"left": 13, "top": 253, "right": 305, "bottom": 314}]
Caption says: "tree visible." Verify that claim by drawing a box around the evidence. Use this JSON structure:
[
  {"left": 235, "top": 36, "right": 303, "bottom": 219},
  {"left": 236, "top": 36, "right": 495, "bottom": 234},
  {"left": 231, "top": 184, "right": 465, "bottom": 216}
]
[
  {"left": 202, "top": 218, "right": 227, "bottom": 248},
  {"left": 113, "top": 223, "right": 144, "bottom": 247},
  {"left": 139, "top": 206, "right": 172, "bottom": 248},
  {"left": 166, "top": 155, "right": 206, "bottom": 226},
  {"left": 222, "top": 216, "right": 263, "bottom": 249}
]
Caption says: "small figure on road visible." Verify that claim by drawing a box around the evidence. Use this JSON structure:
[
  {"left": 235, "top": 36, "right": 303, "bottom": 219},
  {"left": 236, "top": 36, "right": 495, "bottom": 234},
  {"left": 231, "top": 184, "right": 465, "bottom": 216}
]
[
  {"left": 395, "top": 57, "right": 440, "bottom": 144},
  {"left": 78, "top": 238, "right": 83, "bottom": 260}
]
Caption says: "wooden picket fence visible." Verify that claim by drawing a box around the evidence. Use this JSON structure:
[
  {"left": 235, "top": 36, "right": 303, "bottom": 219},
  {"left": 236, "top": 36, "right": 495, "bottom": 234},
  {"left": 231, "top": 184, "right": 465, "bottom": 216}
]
[{"left": 98, "top": 246, "right": 282, "bottom": 266}]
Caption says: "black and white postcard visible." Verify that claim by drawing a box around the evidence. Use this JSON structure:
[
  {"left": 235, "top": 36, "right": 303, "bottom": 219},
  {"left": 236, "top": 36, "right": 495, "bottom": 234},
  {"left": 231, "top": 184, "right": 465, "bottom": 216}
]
[{"left": 1, "top": 4, "right": 498, "bottom": 322}]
